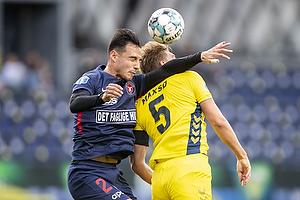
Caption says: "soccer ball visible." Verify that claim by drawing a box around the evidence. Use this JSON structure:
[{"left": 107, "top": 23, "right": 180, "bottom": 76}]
[{"left": 148, "top": 8, "right": 184, "bottom": 44}]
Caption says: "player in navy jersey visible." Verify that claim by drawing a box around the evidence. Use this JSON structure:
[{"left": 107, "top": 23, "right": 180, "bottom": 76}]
[{"left": 67, "top": 28, "right": 233, "bottom": 200}]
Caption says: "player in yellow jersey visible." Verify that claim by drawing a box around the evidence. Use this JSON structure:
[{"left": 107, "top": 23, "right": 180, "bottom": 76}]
[{"left": 130, "top": 41, "right": 251, "bottom": 200}]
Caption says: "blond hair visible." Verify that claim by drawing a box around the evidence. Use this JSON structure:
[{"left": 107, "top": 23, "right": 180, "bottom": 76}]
[{"left": 140, "top": 41, "right": 170, "bottom": 74}]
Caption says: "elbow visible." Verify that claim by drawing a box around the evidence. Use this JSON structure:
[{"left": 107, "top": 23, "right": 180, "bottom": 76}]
[
  {"left": 210, "top": 116, "right": 228, "bottom": 129},
  {"left": 69, "top": 99, "right": 82, "bottom": 113},
  {"left": 129, "top": 156, "right": 137, "bottom": 173},
  {"left": 69, "top": 107, "right": 75, "bottom": 113},
  {"left": 69, "top": 99, "right": 76, "bottom": 113},
  {"left": 130, "top": 160, "right": 143, "bottom": 175},
  {"left": 131, "top": 165, "right": 137, "bottom": 174},
  {"left": 130, "top": 162, "right": 139, "bottom": 174},
  {"left": 69, "top": 105, "right": 78, "bottom": 113}
]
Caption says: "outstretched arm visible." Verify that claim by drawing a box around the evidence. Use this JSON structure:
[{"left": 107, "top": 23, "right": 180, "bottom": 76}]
[
  {"left": 201, "top": 98, "right": 251, "bottom": 187},
  {"left": 201, "top": 41, "right": 232, "bottom": 64},
  {"left": 145, "top": 41, "right": 233, "bottom": 91}
]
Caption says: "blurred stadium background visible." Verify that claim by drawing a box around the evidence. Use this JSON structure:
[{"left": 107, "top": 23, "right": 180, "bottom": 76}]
[{"left": 0, "top": 0, "right": 299, "bottom": 199}]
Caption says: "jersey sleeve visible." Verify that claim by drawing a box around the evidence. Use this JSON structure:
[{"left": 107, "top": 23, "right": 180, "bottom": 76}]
[
  {"left": 72, "top": 73, "right": 98, "bottom": 95},
  {"left": 69, "top": 89, "right": 105, "bottom": 113},
  {"left": 190, "top": 72, "right": 212, "bottom": 103}
]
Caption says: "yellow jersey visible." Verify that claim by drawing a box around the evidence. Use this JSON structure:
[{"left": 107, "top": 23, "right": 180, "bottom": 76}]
[{"left": 134, "top": 71, "right": 212, "bottom": 169}]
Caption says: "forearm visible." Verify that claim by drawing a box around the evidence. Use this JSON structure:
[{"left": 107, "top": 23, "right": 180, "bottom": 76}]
[
  {"left": 130, "top": 144, "right": 153, "bottom": 184},
  {"left": 69, "top": 89, "right": 104, "bottom": 113},
  {"left": 202, "top": 99, "right": 247, "bottom": 160},
  {"left": 161, "top": 52, "right": 203, "bottom": 73},
  {"left": 145, "top": 52, "right": 202, "bottom": 91},
  {"left": 131, "top": 161, "right": 153, "bottom": 184},
  {"left": 212, "top": 119, "right": 247, "bottom": 160}
]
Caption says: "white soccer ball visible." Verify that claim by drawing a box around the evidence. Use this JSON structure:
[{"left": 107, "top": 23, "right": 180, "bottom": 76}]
[{"left": 148, "top": 8, "right": 185, "bottom": 44}]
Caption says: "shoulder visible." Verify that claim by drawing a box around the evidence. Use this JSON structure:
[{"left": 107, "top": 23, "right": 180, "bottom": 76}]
[
  {"left": 84, "top": 65, "right": 104, "bottom": 77},
  {"left": 73, "top": 65, "right": 105, "bottom": 88},
  {"left": 185, "top": 70, "right": 201, "bottom": 77},
  {"left": 171, "top": 71, "right": 207, "bottom": 87},
  {"left": 133, "top": 73, "right": 146, "bottom": 80},
  {"left": 132, "top": 73, "right": 146, "bottom": 85},
  {"left": 76, "top": 65, "right": 105, "bottom": 83},
  {"left": 172, "top": 70, "right": 202, "bottom": 80}
]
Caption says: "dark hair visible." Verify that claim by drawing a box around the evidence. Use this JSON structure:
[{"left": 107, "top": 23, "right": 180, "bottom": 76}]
[
  {"left": 108, "top": 28, "right": 141, "bottom": 55},
  {"left": 141, "top": 41, "right": 169, "bottom": 74}
]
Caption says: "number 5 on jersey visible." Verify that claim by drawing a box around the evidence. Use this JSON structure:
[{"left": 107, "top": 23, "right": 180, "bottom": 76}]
[{"left": 149, "top": 94, "right": 170, "bottom": 134}]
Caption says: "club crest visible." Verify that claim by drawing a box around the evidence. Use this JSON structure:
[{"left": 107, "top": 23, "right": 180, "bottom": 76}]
[{"left": 125, "top": 81, "right": 135, "bottom": 95}]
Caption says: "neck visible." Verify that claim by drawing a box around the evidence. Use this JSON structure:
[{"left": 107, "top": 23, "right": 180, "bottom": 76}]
[{"left": 104, "top": 62, "right": 122, "bottom": 80}]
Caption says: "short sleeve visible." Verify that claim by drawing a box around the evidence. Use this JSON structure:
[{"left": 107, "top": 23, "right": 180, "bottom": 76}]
[{"left": 190, "top": 71, "right": 212, "bottom": 103}]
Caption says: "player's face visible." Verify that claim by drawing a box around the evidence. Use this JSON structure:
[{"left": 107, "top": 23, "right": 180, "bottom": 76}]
[{"left": 115, "top": 43, "right": 142, "bottom": 81}]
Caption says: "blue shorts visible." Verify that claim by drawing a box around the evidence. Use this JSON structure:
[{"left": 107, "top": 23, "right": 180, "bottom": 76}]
[{"left": 68, "top": 160, "right": 136, "bottom": 200}]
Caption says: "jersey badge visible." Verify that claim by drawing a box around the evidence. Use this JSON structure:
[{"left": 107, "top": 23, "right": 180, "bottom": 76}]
[
  {"left": 75, "top": 76, "right": 90, "bottom": 84},
  {"left": 125, "top": 81, "right": 135, "bottom": 95}
]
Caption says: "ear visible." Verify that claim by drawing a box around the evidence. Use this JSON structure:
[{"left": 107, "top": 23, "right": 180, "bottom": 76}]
[
  {"left": 110, "top": 50, "right": 118, "bottom": 63},
  {"left": 159, "top": 60, "right": 165, "bottom": 66}
]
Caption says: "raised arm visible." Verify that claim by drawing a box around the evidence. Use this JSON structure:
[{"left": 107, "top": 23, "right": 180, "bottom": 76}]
[
  {"left": 200, "top": 98, "right": 251, "bottom": 187},
  {"left": 145, "top": 41, "right": 232, "bottom": 91},
  {"left": 201, "top": 41, "right": 232, "bottom": 64}
]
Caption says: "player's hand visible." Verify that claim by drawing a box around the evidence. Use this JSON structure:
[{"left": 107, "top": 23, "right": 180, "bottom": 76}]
[
  {"left": 102, "top": 83, "right": 123, "bottom": 102},
  {"left": 201, "top": 41, "right": 233, "bottom": 64},
  {"left": 237, "top": 157, "right": 251, "bottom": 187}
]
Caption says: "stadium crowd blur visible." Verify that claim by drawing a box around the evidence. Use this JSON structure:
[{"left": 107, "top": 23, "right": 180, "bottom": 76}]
[{"left": 0, "top": 0, "right": 300, "bottom": 199}]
